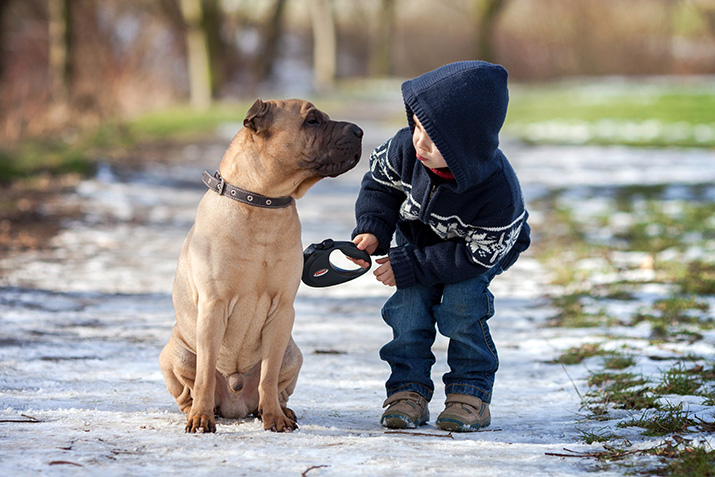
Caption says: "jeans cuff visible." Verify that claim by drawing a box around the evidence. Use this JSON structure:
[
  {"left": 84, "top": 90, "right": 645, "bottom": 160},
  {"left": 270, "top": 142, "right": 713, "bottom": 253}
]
[
  {"left": 444, "top": 383, "right": 492, "bottom": 403},
  {"left": 387, "top": 383, "right": 433, "bottom": 401}
]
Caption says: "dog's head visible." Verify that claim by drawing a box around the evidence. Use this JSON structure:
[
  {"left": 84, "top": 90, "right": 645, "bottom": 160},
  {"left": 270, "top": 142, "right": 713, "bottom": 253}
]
[{"left": 242, "top": 98, "right": 363, "bottom": 179}]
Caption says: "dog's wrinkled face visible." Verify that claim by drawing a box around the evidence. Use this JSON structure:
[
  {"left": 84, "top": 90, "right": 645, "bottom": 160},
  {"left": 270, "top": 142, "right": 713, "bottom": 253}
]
[{"left": 243, "top": 98, "right": 363, "bottom": 178}]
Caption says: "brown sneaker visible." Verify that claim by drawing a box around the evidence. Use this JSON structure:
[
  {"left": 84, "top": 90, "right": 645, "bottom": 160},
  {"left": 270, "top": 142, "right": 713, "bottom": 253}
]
[
  {"left": 380, "top": 391, "right": 429, "bottom": 429},
  {"left": 436, "top": 394, "right": 490, "bottom": 432}
]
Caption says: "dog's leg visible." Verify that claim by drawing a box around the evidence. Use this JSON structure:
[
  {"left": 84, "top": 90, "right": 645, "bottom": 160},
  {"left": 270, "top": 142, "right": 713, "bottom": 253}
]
[
  {"left": 185, "top": 299, "right": 227, "bottom": 433},
  {"left": 159, "top": 332, "right": 197, "bottom": 415},
  {"left": 277, "top": 337, "right": 303, "bottom": 422},
  {"left": 257, "top": 306, "right": 298, "bottom": 432}
]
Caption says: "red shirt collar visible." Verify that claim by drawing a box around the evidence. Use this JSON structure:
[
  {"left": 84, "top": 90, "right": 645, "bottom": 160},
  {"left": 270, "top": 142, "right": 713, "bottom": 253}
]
[{"left": 429, "top": 167, "right": 455, "bottom": 180}]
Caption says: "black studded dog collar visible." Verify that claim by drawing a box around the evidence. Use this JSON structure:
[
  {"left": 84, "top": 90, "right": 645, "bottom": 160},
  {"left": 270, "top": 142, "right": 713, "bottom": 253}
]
[{"left": 202, "top": 170, "right": 294, "bottom": 209}]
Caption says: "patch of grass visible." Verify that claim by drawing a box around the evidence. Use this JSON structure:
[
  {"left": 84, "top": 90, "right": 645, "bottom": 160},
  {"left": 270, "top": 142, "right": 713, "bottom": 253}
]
[
  {"left": 577, "top": 426, "right": 618, "bottom": 444},
  {"left": 633, "top": 295, "right": 713, "bottom": 342},
  {"left": 126, "top": 103, "right": 249, "bottom": 139},
  {"left": 619, "top": 402, "right": 697, "bottom": 437},
  {"left": 677, "top": 262, "right": 715, "bottom": 296},
  {"left": 655, "top": 296, "right": 710, "bottom": 321},
  {"left": 610, "top": 387, "right": 661, "bottom": 411},
  {"left": 0, "top": 138, "right": 97, "bottom": 182},
  {"left": 588, "top": 371, "right": 640, "bottom": 388},
  {"left": 659, "top": 444, "right": 715, "bottom": 477},
  {"left": 550, "top": 343, "right": 604, "bottom": 365},
  {"left": 0, "top": 102, "right": 252, "bottom": 183},
  {"left": 601, "top": 287, "right": 636, "bottom": 301},
  {"left": 505, "top": 80, "right": 715, "bottom": 148},
  {"left": 507, "top": 82, "right": 715, "bottom": 127},
  {"left": 617, "top": 201, "right": 715, "bottom": 254},
  {"left": 585, "top": 371, "right": 658, "bottom": 411},
  {"left": 603, "top": 353, "right": 636, "bottom": 371},
  {"left": 655, "top": 365, "right": 703, "bottom": 396},
  {"left": 548, "top": 293, "right": 618, "bottom": 328}
]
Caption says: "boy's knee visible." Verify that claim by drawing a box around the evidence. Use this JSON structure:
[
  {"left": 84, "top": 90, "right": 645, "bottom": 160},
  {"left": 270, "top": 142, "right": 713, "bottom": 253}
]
[{"left": 436, "top": 289, "right": 494, "bottom": 336}]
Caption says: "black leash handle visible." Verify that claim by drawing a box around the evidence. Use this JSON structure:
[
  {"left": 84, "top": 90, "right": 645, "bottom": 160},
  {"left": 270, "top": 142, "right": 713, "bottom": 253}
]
[{"left": 302, "top": 239, "right": 372, "bottom": 287}]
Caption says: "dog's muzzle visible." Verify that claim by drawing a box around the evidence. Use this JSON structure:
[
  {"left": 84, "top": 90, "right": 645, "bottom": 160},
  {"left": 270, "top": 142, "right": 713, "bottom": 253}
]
[{"left": 312, "top": 123, "right": 363, "bottom": 177}]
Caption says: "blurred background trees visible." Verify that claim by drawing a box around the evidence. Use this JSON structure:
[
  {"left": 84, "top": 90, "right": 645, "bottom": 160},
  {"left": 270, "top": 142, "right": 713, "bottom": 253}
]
[{"left": 1, "top": 0, "right": 714, "bottom": 143}]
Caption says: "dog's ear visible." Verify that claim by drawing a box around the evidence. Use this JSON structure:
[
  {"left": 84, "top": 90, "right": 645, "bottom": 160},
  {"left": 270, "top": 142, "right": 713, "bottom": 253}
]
[{"left": 243, "top": 98, "right": 271, "bottom": 134}]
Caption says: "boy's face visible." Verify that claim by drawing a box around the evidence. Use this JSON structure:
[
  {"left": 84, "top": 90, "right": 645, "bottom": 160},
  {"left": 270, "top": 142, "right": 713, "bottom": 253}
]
[{"left": 412, "top": 115, "right": 448, "bottom": 169}]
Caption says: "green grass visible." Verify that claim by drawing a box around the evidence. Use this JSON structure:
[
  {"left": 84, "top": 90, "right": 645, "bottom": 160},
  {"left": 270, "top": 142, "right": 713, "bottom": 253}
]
[
  {"left": 550, "top": 342, "right": 604, "bottom": 365},
  {"left": 619, "top": 402, "right": 697, "bottom": 436},
  {"left": 507, "top": 83, "right": 715, "bottom": 124},
  {"left": 603, "top": 354, "right": 637, "bottom": 371},
  {"left": 0, "top": 102, "right": 251, "bottom": 183},
  {"left": 125, "top": 103, "right": 249, "bottom": 139},
  {"left": 676, "top": 262, "right": 715, "bottom": 295},
  {"left": 655, "top": 364, "right": 703, "bottom": 396},
  {"left": 660, "top": 444, "right": 715, "bottom": 477},
  {"left": 577, "top": 426, "right": 617, "bottom": 444},
  {"left": 505, "top": 80, "right": 715, "bottom": 147}
]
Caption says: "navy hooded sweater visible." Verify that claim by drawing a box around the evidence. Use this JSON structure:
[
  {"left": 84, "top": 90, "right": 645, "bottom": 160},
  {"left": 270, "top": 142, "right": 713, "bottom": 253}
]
[{"left": 353, "top": 61, "right": 531, "bottom": 289}]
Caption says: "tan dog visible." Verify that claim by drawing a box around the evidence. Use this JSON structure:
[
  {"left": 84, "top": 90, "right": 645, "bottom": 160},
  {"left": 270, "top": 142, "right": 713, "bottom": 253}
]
[{"left": 159, "top": 99, "right": 362, "bottom": 433}]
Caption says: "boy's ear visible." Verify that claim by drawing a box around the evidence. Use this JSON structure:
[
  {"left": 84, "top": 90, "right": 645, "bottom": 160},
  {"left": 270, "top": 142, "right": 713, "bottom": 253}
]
[{"left": 243, "top": 98, "right": 271, "bottom": 134}]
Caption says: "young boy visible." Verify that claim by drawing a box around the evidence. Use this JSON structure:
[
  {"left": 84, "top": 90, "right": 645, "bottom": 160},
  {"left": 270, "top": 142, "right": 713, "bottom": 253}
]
[{"left": 352, "top": 61, "right": 530, "bottom": 432}]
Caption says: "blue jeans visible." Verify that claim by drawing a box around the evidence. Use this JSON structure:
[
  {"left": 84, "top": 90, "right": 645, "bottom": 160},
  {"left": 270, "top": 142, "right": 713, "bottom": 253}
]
[{"left": 379, "top": 267, "right": 500, "bottom": 403}]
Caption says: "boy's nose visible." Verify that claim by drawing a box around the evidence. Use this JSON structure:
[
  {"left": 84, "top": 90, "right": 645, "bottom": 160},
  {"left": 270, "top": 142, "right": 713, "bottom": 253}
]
[{"left": 415, "top": 134, "right": 431, "bottom": 152}]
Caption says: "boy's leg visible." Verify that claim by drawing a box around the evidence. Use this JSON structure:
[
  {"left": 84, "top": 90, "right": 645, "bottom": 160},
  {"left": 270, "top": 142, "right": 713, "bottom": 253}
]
[
  {"left": 379, "top": 282, "right": 442, "bottom": 401},
  {"left": 434, "top": 269, "right": 499, "bottom": 404}
]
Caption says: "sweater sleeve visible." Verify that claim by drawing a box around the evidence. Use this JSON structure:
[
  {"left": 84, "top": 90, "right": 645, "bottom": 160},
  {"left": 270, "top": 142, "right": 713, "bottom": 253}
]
[
  {"left": 389, "top": 210, "right": 528, "bottom": 289},
  {"left": 352, "top": 136, "right": 409, "bottom": 256}
]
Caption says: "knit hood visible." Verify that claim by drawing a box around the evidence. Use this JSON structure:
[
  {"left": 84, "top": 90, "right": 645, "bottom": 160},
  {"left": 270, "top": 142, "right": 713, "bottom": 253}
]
[{"left": 401, "top": 61, "right": 509, "bottom": 193}]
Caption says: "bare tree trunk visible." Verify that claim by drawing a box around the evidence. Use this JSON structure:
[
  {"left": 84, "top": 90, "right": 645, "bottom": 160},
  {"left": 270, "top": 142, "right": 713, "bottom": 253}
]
[
  {"left": 473, "top": 0, "right": 509, "bottom": 63},
  {"left": 369, "top": 0, "right": 395, "bottom": 77},
  {"left": 48, "top": 0, "right": 72, "bottom": 100},
  {"left": 179, "top": 0, "right": 211, "bottom": 110},
  {"left": 201, "top": 0, "right": 230, "bottom": 96},
  {"left": 254, "top": 0, "right": 287, "bottom": 82},
  {"left": 0, "top": 0, "right": 11, "bottom": 81},
  {"left": 309, "top": 0, "right": 336, "bottom": 92}
]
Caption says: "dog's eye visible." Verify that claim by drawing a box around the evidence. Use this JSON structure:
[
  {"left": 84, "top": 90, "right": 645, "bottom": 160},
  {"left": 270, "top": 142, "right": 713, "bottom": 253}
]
[{"left": 305, "top": 115, "right": 322, "bottom": 126}]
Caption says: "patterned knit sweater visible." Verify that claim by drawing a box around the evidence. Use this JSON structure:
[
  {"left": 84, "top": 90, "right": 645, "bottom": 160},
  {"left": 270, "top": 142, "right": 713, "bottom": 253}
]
[{"left": 353, "top": 61, "right": 531, "bottom": 289}]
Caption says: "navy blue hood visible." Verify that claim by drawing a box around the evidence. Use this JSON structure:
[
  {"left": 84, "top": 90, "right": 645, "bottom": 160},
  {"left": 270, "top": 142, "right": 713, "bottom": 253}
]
[{"left": 401, "top": 61, "right": 509, "bottom": 192}]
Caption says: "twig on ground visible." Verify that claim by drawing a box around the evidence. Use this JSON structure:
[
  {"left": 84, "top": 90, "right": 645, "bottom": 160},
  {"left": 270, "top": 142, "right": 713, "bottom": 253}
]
[
  {"left": 386, "top": 430, "right": 454, "bottom": 438},
  {"left": 302, "top": 465, "right": 329, "bottom": 476},
  {"left": 49, "top": 461, "right": 83, "bottom": 467},
  {"left": 546, "top": 447, "right": 649, "bottom": 460},
  {"left": 0, "top": 414, "right": 40, "bottom": 423},
  {"left": 385, "top": 428, "right": 502, "bottom": 438}
]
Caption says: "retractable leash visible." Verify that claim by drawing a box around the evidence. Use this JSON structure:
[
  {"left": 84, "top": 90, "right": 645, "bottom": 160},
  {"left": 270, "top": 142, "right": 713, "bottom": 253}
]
[{"left": 302, "top": 239, "right": 372, "bottom": 287}]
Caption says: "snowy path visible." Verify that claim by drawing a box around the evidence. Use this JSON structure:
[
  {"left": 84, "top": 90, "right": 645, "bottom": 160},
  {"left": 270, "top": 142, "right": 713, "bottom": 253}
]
[{"left": 2, "top": 108, "right": 715, "bottom": 475}]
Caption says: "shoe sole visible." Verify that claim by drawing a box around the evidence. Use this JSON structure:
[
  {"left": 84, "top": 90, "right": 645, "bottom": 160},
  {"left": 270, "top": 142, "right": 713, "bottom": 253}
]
[
  {"left": 381, "top": 414, "right": 429, "bottom": 429},
  {"left": 436, "top": 418, "right": 489, "bottom": 432}
]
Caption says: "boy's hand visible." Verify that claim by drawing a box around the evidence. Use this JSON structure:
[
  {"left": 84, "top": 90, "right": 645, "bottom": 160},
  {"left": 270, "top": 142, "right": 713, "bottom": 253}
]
[
  {"left": 351, "top": 234, "right": 379, "bottom": 268},
  {"left": 373, "top": 257, "right": 395, "bottom": 287},
  {"left": 352, "top": 234, "right": 395, "bottom": 286}
]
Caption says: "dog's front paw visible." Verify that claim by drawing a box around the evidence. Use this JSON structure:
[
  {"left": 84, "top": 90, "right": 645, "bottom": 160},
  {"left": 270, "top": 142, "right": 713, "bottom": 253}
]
[
  {"left": 185, "top": 413, "right": 216, "bottom": 433},
  {"left": 282, "top": 406, "right": 297, "bottom": 422},
  {"left": 258, "top": 408, "right": 298, "bottom": 432}
]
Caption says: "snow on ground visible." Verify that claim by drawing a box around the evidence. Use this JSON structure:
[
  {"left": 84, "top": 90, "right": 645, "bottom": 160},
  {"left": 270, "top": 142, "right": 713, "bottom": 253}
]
[{"left": 1, "top": 109, "right": 715, "bottom": 476}]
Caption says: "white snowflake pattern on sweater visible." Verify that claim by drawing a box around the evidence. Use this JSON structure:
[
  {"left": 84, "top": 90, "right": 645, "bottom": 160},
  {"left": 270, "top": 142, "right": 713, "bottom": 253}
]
[{"left": 370, "top": 138, "right": 524, "bottom": 268}]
